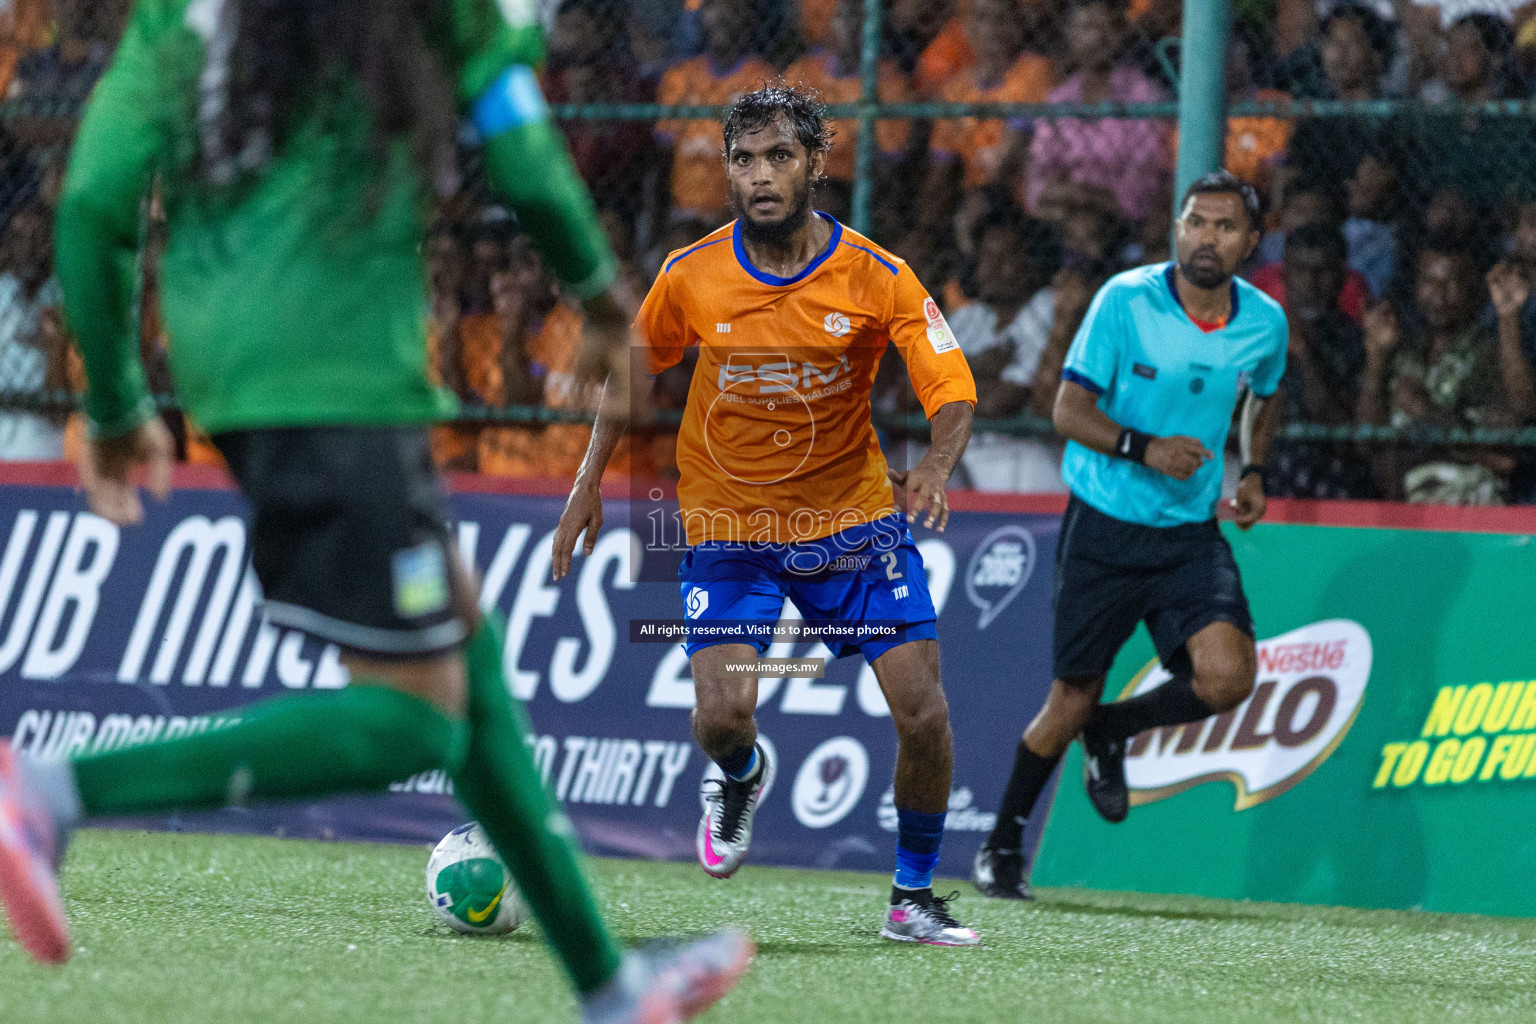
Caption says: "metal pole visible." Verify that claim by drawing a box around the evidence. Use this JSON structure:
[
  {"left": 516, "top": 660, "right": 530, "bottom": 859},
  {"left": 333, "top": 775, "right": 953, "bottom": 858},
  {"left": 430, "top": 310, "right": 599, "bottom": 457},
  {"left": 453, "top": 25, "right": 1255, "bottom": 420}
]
[
  {"left": 850, "top": 0, "right": 882, "bottom": 235},
  {"left": 1172, "top": 0, "right": 1231, "bottom": 219}
]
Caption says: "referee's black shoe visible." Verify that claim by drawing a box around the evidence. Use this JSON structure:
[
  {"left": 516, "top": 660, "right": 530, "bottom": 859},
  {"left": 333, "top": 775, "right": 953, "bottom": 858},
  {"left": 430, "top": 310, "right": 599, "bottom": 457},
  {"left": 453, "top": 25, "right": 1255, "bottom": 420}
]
[
  {"left": 1080, "top": 721, "right": 1129, "bottom": 823},
  {"left": 972, "top": 845, "right": 1033, "bottom": 900}
]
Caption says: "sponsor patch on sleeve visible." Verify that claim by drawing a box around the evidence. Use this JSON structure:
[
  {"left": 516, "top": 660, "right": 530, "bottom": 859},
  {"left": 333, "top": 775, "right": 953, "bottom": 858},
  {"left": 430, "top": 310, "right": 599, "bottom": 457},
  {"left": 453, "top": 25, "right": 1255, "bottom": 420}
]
[{"left": 922, "top": 297, "right": 958, "bottom": 355}]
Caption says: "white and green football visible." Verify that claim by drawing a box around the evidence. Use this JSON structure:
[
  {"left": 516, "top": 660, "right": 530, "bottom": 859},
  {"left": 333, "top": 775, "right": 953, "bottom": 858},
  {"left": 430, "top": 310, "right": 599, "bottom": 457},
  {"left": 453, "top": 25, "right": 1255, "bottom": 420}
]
[{"left": 425, "top": 822, "right": 528, "bottom": 935}]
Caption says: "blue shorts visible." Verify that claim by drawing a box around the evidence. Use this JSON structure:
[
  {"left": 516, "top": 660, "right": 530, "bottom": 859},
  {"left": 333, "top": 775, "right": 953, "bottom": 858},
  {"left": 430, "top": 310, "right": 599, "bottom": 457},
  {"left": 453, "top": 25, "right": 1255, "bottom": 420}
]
[{"left": 678, "top": 515, "right": 939, "bottom": 663}]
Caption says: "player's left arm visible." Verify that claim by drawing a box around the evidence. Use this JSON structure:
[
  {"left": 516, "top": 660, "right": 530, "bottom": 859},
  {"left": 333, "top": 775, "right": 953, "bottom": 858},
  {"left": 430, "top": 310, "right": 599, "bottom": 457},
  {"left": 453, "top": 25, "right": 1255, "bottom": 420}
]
[
  {"left": 885, "top": 265, "right": 977, "bottom": 532},
  {"left": 1231, "top": 320, "right": 1289, "bottom": 530}
]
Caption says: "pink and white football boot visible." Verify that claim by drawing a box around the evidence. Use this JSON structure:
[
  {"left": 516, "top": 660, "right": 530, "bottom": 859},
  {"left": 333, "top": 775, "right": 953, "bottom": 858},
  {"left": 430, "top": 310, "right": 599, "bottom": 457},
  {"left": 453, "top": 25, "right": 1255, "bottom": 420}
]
[
  {"left": 0, "top": 747, "right": 71, "bottom": 964},
  {"left": 880, "top": 889, "right": 981, "bottom": 947},
  {"left": 695, "top": 744, "right": 772, "bottom": 879}
]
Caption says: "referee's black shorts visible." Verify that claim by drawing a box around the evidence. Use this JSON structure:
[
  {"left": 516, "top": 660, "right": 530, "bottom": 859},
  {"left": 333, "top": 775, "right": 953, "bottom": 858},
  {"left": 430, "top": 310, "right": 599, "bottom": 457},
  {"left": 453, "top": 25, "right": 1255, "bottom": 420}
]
[
  {"left": 1052, "top": 494, "right": 1253, "bottom": 682},
  {"left": 213, "top": 426, "right": 467, "bottom": 659}
]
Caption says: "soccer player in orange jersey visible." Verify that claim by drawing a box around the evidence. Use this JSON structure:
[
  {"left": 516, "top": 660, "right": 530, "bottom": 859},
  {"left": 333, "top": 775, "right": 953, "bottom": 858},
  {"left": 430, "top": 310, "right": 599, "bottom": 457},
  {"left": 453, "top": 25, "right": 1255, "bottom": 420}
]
[{"left": 554, "top": 86, "right": 982, "bottom": 946}]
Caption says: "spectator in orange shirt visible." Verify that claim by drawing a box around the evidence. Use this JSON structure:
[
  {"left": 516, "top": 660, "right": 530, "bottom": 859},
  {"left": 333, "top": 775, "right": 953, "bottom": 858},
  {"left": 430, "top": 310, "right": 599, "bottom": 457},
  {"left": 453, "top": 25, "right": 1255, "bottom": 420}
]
[
  {"left": 0, "top": 0, "right": 49, "bottom": 98},
  {"left": 426, "top": 216, "right": 535, "bottom": 471},
  {"left": 904, "top": 0, "right": 1062, "bottom": 97},
  {"left": 928, "top": 0, "right": 1053, "bottom": 192},
  {"left": 454, "top": 218, "right": 521, "bottom": 400},
  {"left": 799, "top": 0, "right": 836, "bottom": 48},
  {"left": 478, "top": 239, "right": 655, "bottom": 481},
  {"left": 426, "top": 222, "right": 479, "bottom": 470},
  {"left": 1181, "top": 30, "right": 1291, "bottom": 196},
  {"left": 907, "top": 0, "right": 971, "bottom": 97},
  {"left": 654, "top": 0, "right": 775, "bottom": 222},
  {"left": 783, "top": 0, "right": 910, "bottom": 191}
]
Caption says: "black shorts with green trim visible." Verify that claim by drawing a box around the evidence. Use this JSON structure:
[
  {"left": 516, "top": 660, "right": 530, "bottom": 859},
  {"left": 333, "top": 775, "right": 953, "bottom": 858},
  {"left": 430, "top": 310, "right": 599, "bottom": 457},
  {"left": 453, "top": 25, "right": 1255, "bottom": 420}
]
[{"left": 213, "top": 426, "right": 466, "bottom": 659}]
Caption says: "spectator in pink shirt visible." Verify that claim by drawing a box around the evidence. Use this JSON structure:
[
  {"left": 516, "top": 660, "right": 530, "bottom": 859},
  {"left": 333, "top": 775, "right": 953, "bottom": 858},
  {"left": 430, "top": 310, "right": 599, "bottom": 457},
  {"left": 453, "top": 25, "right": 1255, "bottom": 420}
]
[{"left": 1025, "top": 0, "right": 1172, "bottom": 226}]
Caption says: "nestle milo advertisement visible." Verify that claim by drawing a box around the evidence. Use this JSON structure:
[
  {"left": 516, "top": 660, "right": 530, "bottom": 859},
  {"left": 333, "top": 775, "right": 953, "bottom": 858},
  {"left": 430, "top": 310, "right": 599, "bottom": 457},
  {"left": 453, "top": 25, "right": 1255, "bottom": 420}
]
[{"left": 1032, "top": 521, "right": 1536, "bottom": 917}]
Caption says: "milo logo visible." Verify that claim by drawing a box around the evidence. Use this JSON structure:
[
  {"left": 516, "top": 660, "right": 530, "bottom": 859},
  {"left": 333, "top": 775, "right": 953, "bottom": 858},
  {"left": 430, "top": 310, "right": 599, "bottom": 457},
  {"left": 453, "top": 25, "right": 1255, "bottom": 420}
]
[
  {"left": 1122, "top": 619, "right": 1372, "bottom": 810},
  {"left": 434, "top": 858, "right": 510, "bottom": 928}
]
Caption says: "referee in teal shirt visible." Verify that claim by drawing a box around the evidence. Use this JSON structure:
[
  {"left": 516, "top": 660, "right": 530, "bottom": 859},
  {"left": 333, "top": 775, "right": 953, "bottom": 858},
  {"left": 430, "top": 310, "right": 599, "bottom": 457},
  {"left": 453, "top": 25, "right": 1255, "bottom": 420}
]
[{"left": 974, "top": 171, "right": 1287, "bottom": 900}]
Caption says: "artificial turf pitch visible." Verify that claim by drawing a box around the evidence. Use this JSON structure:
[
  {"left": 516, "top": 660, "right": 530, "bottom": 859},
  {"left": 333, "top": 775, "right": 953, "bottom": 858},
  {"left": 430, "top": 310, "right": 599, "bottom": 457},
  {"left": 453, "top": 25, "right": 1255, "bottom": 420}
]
[{"left": 0, "top": 830, "right": 1531, "bottom": 1023}]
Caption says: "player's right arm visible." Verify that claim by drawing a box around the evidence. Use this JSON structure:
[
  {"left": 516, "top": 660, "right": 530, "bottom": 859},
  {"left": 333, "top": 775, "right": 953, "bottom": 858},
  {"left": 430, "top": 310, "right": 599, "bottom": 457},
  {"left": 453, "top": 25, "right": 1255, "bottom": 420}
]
[
  {"left": 1053, "top": 280, "right": 1209, "bottom": 481},
  {"left": 551, "top": 265, "right": 690, "bottom": 581},
  {"left": 55, "top": 1, "right": 170, "bottom": 440},
  {"left": 55, "top": 0, "right": 176, "bottom": 523}
]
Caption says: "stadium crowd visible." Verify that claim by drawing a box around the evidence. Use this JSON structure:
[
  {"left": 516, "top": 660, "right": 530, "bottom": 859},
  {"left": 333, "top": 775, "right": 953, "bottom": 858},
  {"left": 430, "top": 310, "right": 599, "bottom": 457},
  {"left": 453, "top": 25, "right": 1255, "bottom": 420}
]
[{"left": 6, "top": 0, "right": 1536, "bottom": 502}]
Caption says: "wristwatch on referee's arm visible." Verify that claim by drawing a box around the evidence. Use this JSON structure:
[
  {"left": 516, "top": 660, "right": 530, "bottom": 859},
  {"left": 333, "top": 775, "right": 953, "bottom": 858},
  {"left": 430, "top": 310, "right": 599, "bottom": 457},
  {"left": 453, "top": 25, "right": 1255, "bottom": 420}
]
[{"left": 1240, "top": 463, "right": 1265, "bottom": 491}]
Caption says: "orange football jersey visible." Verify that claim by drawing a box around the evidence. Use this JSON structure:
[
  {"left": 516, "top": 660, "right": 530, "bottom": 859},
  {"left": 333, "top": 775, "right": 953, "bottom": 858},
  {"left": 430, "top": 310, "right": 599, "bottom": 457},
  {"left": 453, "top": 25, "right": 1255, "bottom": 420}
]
[{"left": 637, "top": 215, "right": 976, "bottom": 546}]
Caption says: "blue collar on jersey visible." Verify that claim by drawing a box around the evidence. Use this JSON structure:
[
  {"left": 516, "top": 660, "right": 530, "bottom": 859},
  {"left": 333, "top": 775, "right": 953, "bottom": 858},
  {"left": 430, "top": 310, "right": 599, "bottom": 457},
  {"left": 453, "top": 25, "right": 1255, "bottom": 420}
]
[
  {"left": 1163, "top": 263, "right": 1239, "bottom": 327},
  {"left": 733, "top": 211, "right": 843, "bottom": 286}
]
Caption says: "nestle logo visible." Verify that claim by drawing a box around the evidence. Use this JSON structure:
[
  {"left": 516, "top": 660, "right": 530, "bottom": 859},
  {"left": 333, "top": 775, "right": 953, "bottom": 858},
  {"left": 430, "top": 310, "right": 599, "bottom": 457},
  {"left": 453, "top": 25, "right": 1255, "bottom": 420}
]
[
  {"left": 1122, "top": 619, "right": 1372, "bottom": 810},
  {"left": 1133, "top": 363, "right": 1157, "bottom": 380}
]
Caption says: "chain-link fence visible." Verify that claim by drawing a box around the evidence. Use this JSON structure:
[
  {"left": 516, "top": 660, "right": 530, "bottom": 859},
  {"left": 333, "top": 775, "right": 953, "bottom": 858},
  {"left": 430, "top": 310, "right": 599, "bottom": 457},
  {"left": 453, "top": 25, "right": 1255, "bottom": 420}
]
[{"left": 5, "top": 0, "right": 1536, "bottom": 502}]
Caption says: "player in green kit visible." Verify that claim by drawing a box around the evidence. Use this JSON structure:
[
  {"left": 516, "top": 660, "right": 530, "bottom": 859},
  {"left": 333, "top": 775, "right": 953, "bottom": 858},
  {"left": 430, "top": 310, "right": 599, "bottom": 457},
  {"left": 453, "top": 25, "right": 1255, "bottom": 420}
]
[{"left": 0, "top": 2, "right": 752, "bottom": 1020}]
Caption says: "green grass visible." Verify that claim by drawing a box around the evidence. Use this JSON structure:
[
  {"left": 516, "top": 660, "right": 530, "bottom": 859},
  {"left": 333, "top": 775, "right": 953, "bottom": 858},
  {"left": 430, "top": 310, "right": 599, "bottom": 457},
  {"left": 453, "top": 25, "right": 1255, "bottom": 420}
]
[{"left": 0, "top": 830, "right": 1533, "bottom": 1023}]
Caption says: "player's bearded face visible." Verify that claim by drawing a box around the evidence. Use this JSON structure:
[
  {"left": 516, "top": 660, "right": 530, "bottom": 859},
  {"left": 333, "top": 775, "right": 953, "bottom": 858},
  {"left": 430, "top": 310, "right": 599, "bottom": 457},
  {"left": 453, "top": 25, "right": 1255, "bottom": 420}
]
[
  {"left": 1175, "top": 192, "right": 1258, "bottom": 290},
  {"left": 727, "top": 122, "right": 817, "bottom": 245}
]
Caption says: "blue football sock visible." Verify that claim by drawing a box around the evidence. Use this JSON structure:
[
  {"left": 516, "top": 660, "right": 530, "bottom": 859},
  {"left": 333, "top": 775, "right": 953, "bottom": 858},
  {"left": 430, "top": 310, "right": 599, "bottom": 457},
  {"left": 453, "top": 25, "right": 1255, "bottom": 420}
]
[
  {"left": 717, "top": 744, "right": 759, "bottom": 782},
  {"left": 893, "top": 806, "right": 946, "bottom": 891}
]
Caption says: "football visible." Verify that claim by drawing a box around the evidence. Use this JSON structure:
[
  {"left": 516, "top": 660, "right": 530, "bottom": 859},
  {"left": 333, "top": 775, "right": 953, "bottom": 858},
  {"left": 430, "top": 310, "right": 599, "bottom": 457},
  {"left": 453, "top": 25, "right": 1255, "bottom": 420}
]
[{"left": 425, "top": 822, "right": 528, "bottom": 935}]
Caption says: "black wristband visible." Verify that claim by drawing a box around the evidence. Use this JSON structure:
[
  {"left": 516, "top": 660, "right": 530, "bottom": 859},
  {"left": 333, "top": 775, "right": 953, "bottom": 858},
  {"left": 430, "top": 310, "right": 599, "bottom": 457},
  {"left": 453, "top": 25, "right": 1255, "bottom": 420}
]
[
  {"left": 1240, "top": 463, "right": 1264, "bottom": 480},
  {"left": 1115, "top": 428, "right": 1152, "bottom": 464}
]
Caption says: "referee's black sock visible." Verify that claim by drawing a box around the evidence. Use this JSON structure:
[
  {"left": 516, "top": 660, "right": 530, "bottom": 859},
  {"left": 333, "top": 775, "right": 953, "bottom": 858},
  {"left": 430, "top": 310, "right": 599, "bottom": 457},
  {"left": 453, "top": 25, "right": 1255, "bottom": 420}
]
[
  {"left": 985, "top": 740, "right": 1062, "bottom": 851},
  {"left": 1092, "top": 672, "right": 1215, "bottom": 742}
]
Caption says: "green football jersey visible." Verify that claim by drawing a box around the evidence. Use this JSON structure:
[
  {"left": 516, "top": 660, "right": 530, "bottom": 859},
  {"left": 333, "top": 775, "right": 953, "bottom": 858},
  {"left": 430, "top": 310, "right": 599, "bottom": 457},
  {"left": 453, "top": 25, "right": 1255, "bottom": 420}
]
[{"left": 56, "top": 0, "right": 617, "bottom": 437}]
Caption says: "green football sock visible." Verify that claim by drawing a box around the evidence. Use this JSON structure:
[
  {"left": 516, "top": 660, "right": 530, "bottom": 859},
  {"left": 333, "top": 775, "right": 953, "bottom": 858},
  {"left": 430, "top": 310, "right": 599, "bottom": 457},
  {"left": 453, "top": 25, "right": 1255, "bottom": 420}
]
[
  {"left": 452, "top": 615, "right": 622, "bottom": 994},
  {"left": 73, "top": 684, "right": 466, "bottom": 816}
]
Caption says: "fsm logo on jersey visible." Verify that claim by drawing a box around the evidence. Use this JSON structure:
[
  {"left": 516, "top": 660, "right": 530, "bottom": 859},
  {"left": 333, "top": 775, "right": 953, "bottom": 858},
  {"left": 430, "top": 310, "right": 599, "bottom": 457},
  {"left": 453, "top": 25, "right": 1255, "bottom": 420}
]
[
  {"left": 964, "top": 525, "right": 1036, "bottom": 629},
  {"left": 1121, "top": 619, "right": 1372, "bottom": 810},
  {"left": 791, "top": 736, "right": 869, "bottom": 828}
]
